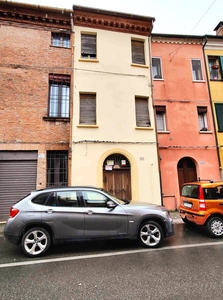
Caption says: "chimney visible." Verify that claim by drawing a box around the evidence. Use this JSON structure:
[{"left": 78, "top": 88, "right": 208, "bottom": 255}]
[{"left": 214, "top": 22, "right": 223, "bottom": 36}]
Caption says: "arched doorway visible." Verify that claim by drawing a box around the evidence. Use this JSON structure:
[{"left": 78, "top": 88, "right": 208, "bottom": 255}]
[
  {"left": 177, "top": 157, "right": 197, "bottom": 193},
  {"left": 103, "top": 153, "right": 131, "bottom": 201}
]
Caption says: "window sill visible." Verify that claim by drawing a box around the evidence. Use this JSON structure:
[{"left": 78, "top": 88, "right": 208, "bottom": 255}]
[
  {"left": 210, "top": 79, "right": 223, "bottom": 81},
  {"left": 135, "top": 126, "right": 153, "bottom": 130},
  {"left": 153, "top": 78, "right": 164, "bottom": 81},
  {"left": 77, "top": 125, "right": 98, "bottom": 128},
  {"left": 131, "top": 63, "right": 149, "bottom": 69},
  {"left": 199, "top": 130, "right": 212, "bottom": 134},
  {"left": 192, "top": 80, "right": 205, "bottom": 83},
  {"left": 43, "top": 116, "right": 70, "bottom": 122},
  {"left": 158, "top": 130, "right": 170, "bottom": 134},
  {"left": 50, "top": 46, "right": 71, "bottom": 50},
  {"left": 79, "top": 58, "right": 99, "bottom": 63}
]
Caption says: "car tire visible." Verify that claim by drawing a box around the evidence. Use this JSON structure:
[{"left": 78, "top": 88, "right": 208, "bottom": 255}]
[
  {"left": 21, "top": 227, "right": 51, "bottom": 257},
  {"left": 206, "top": 217, "right": 223, "bottom": 238},
  {"left": 138, "top": 220, "right": 163, "bottom": 248}
]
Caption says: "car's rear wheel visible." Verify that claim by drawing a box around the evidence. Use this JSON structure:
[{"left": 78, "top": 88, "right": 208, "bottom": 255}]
[
  {"left": 21, "top": 227, "right": 51, "bottom": 257},
  {"left": 138, "top": 221, "right": 163, "bottom": 248},
  {"left": 206, "top": 217, "right": 223, "bottom": 238}
]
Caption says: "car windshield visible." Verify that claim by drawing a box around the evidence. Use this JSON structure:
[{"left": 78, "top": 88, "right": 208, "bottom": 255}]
[{"left": 99, "top": 188, "right": 127, "bottom": 204}]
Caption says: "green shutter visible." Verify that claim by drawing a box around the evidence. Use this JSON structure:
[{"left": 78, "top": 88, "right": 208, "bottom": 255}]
[
  {"left": 219, "top": 57, "right": 223, "bottom": 78},
  {"left": 215, "top": 103, "right": 223, "bottom": 131}
]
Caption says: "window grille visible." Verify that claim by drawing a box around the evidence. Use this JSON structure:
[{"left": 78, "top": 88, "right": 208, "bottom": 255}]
[{"left": 47, "top": 151, "right": 68, "bottom": 187}]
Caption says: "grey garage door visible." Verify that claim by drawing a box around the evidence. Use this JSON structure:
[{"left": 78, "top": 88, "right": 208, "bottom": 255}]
[{"left": 0, "top": 151, "right": 37, "bottom": 222}]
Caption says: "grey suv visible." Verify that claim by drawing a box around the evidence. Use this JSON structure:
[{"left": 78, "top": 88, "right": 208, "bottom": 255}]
[{"left": 4, "top": 186, "right": 174, "bottom": 257}]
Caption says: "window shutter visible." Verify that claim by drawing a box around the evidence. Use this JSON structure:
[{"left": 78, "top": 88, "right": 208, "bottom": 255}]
[
  {"left": 215, "top": 104, "right": 223, "bottom": 131},
  {"left": 81, "top": 34, "right": 96, "bottom": 57},
  {"left": 135, "top": 97, "right": 150, "bottom": 127},
  {"left": 132, "top": 40, "right": 145, "bottom": 65},
  {"left": 80, "top": 94, "right": 96, "bottom": 124},
  {"left": 197, "top": 107, "right": 207, "bottom": 113},
  {"left": 155, "top": 106, "right": 166, "bottom": 113}
]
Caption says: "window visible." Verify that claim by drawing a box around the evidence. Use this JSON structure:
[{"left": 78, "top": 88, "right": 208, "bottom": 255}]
[
  {"left": 47, "top": 151, "right": 68, "bottom": 187},
  {"left": 155, "top": 106, "right": 166, "bottom": 131},
  {"left": 49, "top": 74, "right": 70, "bottom": 118},
  {"left": 82, "top": 191, "right": 108, "bottom": 207},
  {"left": 208, "top": 56, "right": 223, "bottom": 80},
  {"left": 135, "top": 97, "right": 150, "bottom": 127},
  {"left": 52, "top": 33, "right": 70, "bottom": 48},
  {"left": 215, "top": 103, "right": 223, "bottom": 131},
  {"left": 152, "top": 58, "right": 162, "bottom": 79},
  {"left": 81, "top": 33, "right": 96, "bottom": 59},
  {"left": 79, "top": 93, "right": 96, "bottom": 125},
  {"left": 191, "top": 59, "right": 203, "bottom": 81},
  {"left": 131, "top": 40, "right": 145, "bottom": 65},
  {"left": 57, "top": 191, "right": 78, "bottom": 207},
  {"left": 197, "top": 107, "right": 208, "bottom": 131}
]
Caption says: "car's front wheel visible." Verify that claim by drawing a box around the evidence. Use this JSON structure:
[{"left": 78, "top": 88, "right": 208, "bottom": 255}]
[
  {"left": 138, "top": 221, "right": 163, "bottom": 248},
  {"left": 206, "top": 217, "right": 223, "bottom": 238},
  {"left": 21, "top": 227, "right": 51, "bottom": 257}
]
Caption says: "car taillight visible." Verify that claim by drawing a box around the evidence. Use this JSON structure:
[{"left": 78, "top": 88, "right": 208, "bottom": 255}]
[
  {"left": 198, "top": 186, "right": 206, "bottom": 211},
  {"left": 9, "top": 207, "right": 19, "bottom": 218}
]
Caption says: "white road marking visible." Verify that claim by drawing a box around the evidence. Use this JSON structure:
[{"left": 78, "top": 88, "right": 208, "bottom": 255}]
[{"left": 1, "top": 241, "right": 223, "bottom": 268}]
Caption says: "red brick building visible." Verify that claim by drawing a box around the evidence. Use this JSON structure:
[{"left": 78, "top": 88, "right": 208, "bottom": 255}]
[{"left": 0, "top": 1, "right": 73, "bottom": 220}]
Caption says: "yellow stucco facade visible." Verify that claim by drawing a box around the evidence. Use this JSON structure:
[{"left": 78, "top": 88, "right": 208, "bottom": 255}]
[
  {"left": 204, "top": 37, "right": 223, "bottom": 173},
  {"left": 70, "top": 25, "right": 161, "bottom": 204}
]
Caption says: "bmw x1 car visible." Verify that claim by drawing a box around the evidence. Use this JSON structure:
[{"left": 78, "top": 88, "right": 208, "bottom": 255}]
[{"left": 4, "top": 186, "right": 174, "bottom": 257}]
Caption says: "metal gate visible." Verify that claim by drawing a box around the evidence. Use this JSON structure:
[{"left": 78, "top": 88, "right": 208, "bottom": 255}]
[{"left": 0, "top": 151, "right": 37, "bottom": 221}]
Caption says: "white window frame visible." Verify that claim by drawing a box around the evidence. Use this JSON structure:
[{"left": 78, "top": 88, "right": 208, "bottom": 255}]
[
  {"left": 197, "top": 107, "right": 208, "bottom": 131},
  {"left": 156, "top": 112, "right": 166, "bottom": 131},
  {"left": 152, "top": 57, "right": 163, "bottom": 79},
  {"left": 191, "top": 59, "right": 203, "bottom": 81}
]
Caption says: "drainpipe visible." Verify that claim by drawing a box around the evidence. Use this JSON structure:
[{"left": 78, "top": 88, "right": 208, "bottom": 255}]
[
  {"left": 202, "top": 35, "right": 223, "bottom": 180},
  {"left": 148, "top": 35, "right": 163, "bottom": 205},
  {"left": 68, "top": 12, "right": 75, "bottom": 186}
]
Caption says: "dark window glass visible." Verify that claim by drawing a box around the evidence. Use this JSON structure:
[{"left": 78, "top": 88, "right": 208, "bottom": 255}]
[
  {"left": 32, "top": 193, "right": 50, "bottom": 205},
  {"left": 47, "top": 151, "right": 68, "bottom": 187},
  {"left": 215, "top": 103, "right": 223, "bottom": 131},
  {"left": 52, "top": 33, "right": 70, "bottom": 48},
  {"left": 82, "top": 191, "right": 108, "bottom": 207},
  {"left": 49, "top": 74, "right": 70, "bottom": 118}
]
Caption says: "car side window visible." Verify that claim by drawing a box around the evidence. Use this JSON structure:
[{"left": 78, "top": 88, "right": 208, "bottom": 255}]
[
  {"left": 32, "top": 193, "right": 51, "bottom": 205},
  {"left": 215, "top": 186, "right": 223, "bottom": 199},
  {"left": 57, "top": 191, "right": 78, "bottom": 207},
  {"left": 204, "top": 188, "right": 218, "bottom": 199},
  {"left": 82, "top": 191, "right": 108, "bottom": 207}
]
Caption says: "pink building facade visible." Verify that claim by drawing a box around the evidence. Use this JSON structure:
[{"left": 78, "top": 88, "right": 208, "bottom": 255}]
[{"left": 151, "top": 34, "right": 221, "bottom": 209}]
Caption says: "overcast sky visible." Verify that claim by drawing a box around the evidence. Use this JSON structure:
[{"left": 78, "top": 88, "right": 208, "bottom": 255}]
[{"left": 11, "top": 0, "right": 222, "bottom": 35}]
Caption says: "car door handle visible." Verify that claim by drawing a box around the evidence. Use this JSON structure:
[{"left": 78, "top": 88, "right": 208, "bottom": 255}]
[
  {"left": 45, "top": 209, "right": 54, "bottom": 214},
  {"left": 86, "top": 210, "right": 94, "bottom": 215}
]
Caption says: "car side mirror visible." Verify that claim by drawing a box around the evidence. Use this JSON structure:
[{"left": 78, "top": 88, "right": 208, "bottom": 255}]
[{"left": 107, "top": 200, "right": 117, "bottom": 209}]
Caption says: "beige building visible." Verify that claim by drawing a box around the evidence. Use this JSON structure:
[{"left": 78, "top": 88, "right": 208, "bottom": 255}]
[{"left": 70, "top": 6, "right": 161, "bottom": 203}]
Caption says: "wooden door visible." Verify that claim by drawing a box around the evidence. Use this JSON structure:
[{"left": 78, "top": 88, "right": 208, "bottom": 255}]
[
  {"left": 103, "top": 169, "right": 131, "bottom": 201},
  {"left": 177, "top": 157, "right": 197, "bottom": 194}
]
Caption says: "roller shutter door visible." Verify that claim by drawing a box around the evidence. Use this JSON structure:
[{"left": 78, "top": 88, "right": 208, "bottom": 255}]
[{"left": 0, "top": 152, "right": 37, "bottom": 222}]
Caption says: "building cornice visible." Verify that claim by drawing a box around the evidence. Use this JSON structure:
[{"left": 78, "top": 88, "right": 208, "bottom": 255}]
[
  {"left": 0, "top": 1, "right": 72, "bottom": 30},
  {"left": 151, "top": 34, "right": 203, "bottom": 45},
  {"left": 73, "top": 5, "right": 154, "bottom": 36}
]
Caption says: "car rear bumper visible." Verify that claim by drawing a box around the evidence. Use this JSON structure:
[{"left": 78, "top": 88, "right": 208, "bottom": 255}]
[
  {"left": 179, "top": 208, "right": 207, "bottom": 225},
  {"left": 4, "top": 232, "right": 20, "bottom": 245}
]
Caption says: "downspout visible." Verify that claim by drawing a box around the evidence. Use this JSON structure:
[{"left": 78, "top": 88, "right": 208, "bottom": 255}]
[
  {"left": 202, "top": 35, "right": 223, "bottom": 179},
  {"left": 68, "top": 12, "right": 75, "bottom": 185},
  {"left": 148, "top": 34, "right": 163, "bottom": 205}
]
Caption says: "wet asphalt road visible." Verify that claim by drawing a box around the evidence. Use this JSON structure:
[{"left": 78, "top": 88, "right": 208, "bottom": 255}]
[{"left": 1, "top": 222, "right": 223, "bottom": 300}]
